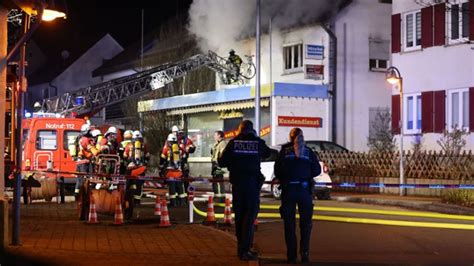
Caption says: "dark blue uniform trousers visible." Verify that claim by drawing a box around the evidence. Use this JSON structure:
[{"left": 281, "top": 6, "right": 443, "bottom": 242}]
[
  {"left": 232, "top": 178, "right": 260, "bottom": 256},
  {"left": 280, "top": 184, "right": 314, "bottom": 260}
]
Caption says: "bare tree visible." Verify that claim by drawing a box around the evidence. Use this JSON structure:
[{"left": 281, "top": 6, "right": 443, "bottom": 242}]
[
  {"left": 367, "top": 111, "right": 396, "bottom": 152},
  {"left": 437, "top": 125, "right": 468, "bottom": 156}
]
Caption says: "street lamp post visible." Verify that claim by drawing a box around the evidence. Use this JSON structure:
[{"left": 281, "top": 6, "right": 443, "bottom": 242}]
[{"left": 386, "top": 66, "right": 405, "bottom": 196}]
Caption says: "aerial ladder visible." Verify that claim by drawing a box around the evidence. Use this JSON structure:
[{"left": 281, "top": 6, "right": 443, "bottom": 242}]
[{"left": 41, "top": 51, "right": 256, "bottom": 117}]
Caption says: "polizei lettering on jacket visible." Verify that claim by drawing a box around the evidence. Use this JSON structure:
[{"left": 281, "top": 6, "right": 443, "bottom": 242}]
[{"left": 234, "top": 140, "right": 259, "bottom": 154}]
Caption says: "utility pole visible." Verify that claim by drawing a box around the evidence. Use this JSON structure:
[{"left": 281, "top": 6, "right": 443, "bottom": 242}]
[
  {"left": 254, "top": 0, "right": 261, "bottom": 135},
  {"left": 0, "top": 6, "right": 7, "bottom": 198},
  {"left": 0, "top": 5, "right": 9, "bottom": 248}
]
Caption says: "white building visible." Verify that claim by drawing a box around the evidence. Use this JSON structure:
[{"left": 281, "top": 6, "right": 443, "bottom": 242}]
[
  {"left": 391, "top": 0, "right": 474, "bottom": 150},
  {"left": 139, "top": 0, "right": 393, "bottom": 157}
]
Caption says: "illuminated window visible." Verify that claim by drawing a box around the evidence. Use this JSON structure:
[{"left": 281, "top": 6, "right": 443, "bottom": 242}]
[{"left": 404, "top": 93, "right": 421, "bottom": 134}]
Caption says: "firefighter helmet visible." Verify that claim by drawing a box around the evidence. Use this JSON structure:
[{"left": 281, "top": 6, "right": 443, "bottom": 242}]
[
  {"left": 33, "top": 102, "right": 42, "bottom": 108},
  {"left": 229, "top": 49, "right": 235, "bottom": 55},
  {"left": 167, "top": 133, "right": 177, "bottom": 142},
  {"left": 81, "top": 124, "right": 91, "bottom": 133},
  {"left": 91, "top": 129, "right": 102, "bottom": 138},
  {"left": 105, "top": 126, "right": 118, "bottom": 136},
  {"left": 123, "top": 130, "right": 133, "bottom": 140},
  {"left": 171, "top": 125, "right": 180, "bottom": 132},
  {"left": 132, "top": 130, "right": 142, "bottom": 139}
]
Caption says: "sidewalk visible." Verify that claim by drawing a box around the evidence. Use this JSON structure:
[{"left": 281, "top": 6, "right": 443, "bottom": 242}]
[
  {"left": 2, "top": 203, "right": 247, "bottom": 266},
  {"left": 332, "top": 192, "right": 474, "bottom": 216}
]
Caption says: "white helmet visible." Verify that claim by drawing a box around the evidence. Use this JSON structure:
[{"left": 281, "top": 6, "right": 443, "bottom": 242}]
[
  {"left": 105, "top": 126, "right": 118, "bottom": 136},
  {"left": 171, "top": 125, "right": 180, "bottom": 132},
  {"left": 167, "top": 133, "right": 177, "bottom": 142},
  {"left": 123, "top": 130, "right": 133, "bottom": 140},
  {"left": 34, "top": 102, "right": 42, "bottom": 108},
  {"left": 91, "top": 129, "right": 102, "bottom": 138},
  {"left": 81, "top": 124, "right": 90, "bottom": 133},
  {"left": 132, "top": 130, "right": 142, "bottom": 139}
]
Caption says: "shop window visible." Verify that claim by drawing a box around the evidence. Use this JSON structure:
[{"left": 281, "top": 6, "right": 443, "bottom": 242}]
[
  {"left": 448, "top": 88, "right": 469, "bottom": 131},
  {"left": 404, "top": 10, "right": 422, "bottom": 51},
  {"left": 36, "top": 130, "right": 57, "bottom": 150},
  {"left": 404, "top": 93, "right": 422, "bottom": 134},
  {"left": 283, "top": 43, "right": 303, "bottom": 73},
  {"left": 448, "top": 2, "right": 469, "bottom": 44}
]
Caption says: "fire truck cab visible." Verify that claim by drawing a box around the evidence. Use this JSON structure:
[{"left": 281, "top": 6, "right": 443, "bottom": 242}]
[{"left": 22, "top": 114, "right": 85, "bottom": 186}]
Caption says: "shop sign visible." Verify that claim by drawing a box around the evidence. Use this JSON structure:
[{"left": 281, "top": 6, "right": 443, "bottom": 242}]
[
  {"left": 306, "top": 44, "right": 324, "bottom": 60},
  {"left": 305, "top": 64, "right": 324, "bottom": 80},
  {"left": 278, "top": 116, "right": 322, "bottom": 128},
  {"left": 224, "top": 125, "right": 271, "bottom": 139},
  {"left": 219, "top": 110, "right": 244, "bottom": 120}
]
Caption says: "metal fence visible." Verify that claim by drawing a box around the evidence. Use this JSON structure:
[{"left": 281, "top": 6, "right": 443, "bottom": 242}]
[{"left": 319, "top": 150, "right": 474, "bottom": 181}]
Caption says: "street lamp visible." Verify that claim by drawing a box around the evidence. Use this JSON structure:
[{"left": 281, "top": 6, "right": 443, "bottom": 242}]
[{"left": 386, "top": 66, "right": 405, "bottom": 196}]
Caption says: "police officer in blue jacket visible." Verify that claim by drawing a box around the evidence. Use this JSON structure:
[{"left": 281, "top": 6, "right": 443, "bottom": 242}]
[
  {"left": 274, "top": 128, "right": 321, "bottom": 264},
  {"left": 219, "top": 120, "right": 271, "bottom": 261}
]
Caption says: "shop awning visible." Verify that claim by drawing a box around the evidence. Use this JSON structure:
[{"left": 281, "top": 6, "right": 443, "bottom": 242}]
[
  {"left": 165, "top": 98, "right": 270, "bottom": 115},
  {"left": 138, "top": 82, "right": 328, "bottom": 114}
]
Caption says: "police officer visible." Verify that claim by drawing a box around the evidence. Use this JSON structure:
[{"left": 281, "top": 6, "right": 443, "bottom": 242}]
[
  {"left": 211, "top": 130, "right": 226, "bottom": 203},
  {"left": 219, "top": 120, "right": 270, "bottom": 261},
  {"left": 274, "top": 128, "right": 321, "bottom": 264}
]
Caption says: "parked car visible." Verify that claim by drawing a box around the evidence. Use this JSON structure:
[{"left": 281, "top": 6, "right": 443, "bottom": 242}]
[{"left": 260, "top": 147, "right": 331, "bottom": 200}]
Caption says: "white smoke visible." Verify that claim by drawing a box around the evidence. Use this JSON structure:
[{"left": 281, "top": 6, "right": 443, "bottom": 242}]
[{"left": 188, "top": 0, "right": 344, "bottom": 54}]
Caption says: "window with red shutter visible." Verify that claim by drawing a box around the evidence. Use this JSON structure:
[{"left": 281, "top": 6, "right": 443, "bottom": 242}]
[
  {"left": 434, "top": 90, "right": 446, "bottom": 133},
  {"left": 434, "top": 3, "right": 446, "bottom": 46},
  {"left": 470, "top": 0, "right": 474, "bottom": 41},
  {"left": 392, "top": 95, "right": 401, "bottom": 134},
  {"left": 422, "top": 91, "right": 434, "bottom": 133},
  {"left": 470, "top": 87, "right": 474, "bottom": 132},
  {"left": 421, "top": 6, "right": 434, "bottom": 48},
  {"left": 392, "top": 14, "right": 401, "bottom": 53}
]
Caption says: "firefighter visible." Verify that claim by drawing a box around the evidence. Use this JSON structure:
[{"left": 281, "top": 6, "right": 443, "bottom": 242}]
[
  {"left": 218, "top": 120, "right": 271, "bottom": 261},
  {"left": 72, "top": 123, "right": 99, "bottom": 199},
  {"left": 227, "top": 49, "right": 242, "bottom": 84},
  {"left": 104, "top": 126, "right": 119, "bottom": 155},
  {"left": 119, "top": 130, "right": 133, "bottom": 174},
  {"left": 177, "top": 129, "right": 195, "bottom": 178},
  {"left": 124, "top": 130, "right": 147, "bottom": 204},
  {"left": 211, "top": 130, "right": 226, "bottom": 203},
  {"left": 274, "top": 128, "right": 321, "bottom": 264},
  {"left": 160, "top": 133, "right": 187, "bottom": 207}
]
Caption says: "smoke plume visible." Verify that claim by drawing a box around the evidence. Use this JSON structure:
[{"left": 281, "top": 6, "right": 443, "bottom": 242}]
[{"left": 188, "top": 0, "right": 345, "bottom": 53}]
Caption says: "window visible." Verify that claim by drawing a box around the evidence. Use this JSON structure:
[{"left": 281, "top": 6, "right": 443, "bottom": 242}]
[
  {"left": 404, "top": 11, "right": 422, "bottom": 51},
  {"left": 404, "top": 94, "right": 422, "bottom": 134},
  {"left": 283, "top": 43, "right": 303, "bottom": 72},
  {"left": 64, "top": 131, "right": 81, "bottom": 150},
  {"left": 369, "top": 59, "right": 389, "bottom": 72},
  {"left": 448, "top": 2, "right": 470, "bottom": 43},
  {"left": 36, "top": 130, "right": 57, "bottom": 150},
  {"left": 448, "top": 89, "right": 469, "bottom": 130}
]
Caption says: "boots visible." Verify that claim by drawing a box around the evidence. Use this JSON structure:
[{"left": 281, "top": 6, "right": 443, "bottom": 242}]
[
  {"left": 179, "top": 197, "right": 188, "bottom": 207},
  {"left": 170, "top": 198, "right": 177, "bottom": 207}
]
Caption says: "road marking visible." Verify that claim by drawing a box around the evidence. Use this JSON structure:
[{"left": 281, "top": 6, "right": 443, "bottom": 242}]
[
  {"left": 194, "top": 205, "right": 474, "bottom": 230},
  {"left": 214, "top": 203, "right": 474, "bottom": 221}
]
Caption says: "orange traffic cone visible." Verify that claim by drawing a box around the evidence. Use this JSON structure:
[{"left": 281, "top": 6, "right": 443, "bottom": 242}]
[
  {"left": 223, "top": 197, "right": 233, "bottom": 225},
  {"left": 113, "top": 198, "right": 124, "bottom": 225},
  {"left": 159, "top": 199, "right": 171, "bottom": 228},
  {"left": 204, "top": 196, "right": 216, "bottom": 225},
  {"left": 154, "top": 195, "right": 162, "bottom": 216},
  {"left": 87, "top": 195, "right": 99, "bottom": 224}
]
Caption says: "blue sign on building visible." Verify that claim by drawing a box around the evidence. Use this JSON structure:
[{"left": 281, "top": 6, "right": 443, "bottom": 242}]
[{"left": 306, "top": 44, "right": 324, "bottom": 60}]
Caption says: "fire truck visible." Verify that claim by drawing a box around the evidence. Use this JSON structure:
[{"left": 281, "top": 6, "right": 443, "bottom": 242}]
[{"left": 6, "top": 50, "right": 254, "bottom": 220}]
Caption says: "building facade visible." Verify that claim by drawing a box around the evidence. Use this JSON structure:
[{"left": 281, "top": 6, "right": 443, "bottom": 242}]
[{"left": 391, "top": 0, "right": 474, "bottom": 150}]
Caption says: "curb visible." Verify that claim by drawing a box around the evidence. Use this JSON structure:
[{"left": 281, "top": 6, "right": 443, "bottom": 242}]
[{"left": 334, "top": 196, "right": 474, "bottom": 216}]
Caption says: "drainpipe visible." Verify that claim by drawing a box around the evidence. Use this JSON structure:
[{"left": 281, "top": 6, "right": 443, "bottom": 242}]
[{"left": 321, "top": 23, "right": 337, "bottom": 143}]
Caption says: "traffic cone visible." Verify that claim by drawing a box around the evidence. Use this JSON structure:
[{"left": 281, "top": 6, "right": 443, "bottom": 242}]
[
  {"left": 87, "top": 195, "right": 99, "bottom": 224},
  {"left": 223, "top": 197, "right": 233, "bottom": 225},
  {"left": 159, "top": 199, "right": 171, "bottom": 228},
  {"left": 113, "top": 198, "right": 124, "bottom": 225},
  {"left": 154, "top": 195, "right": 162, "bottom": 216},
  {"left": 204, "top": 196, "right": 216, "bottom": 225}
]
